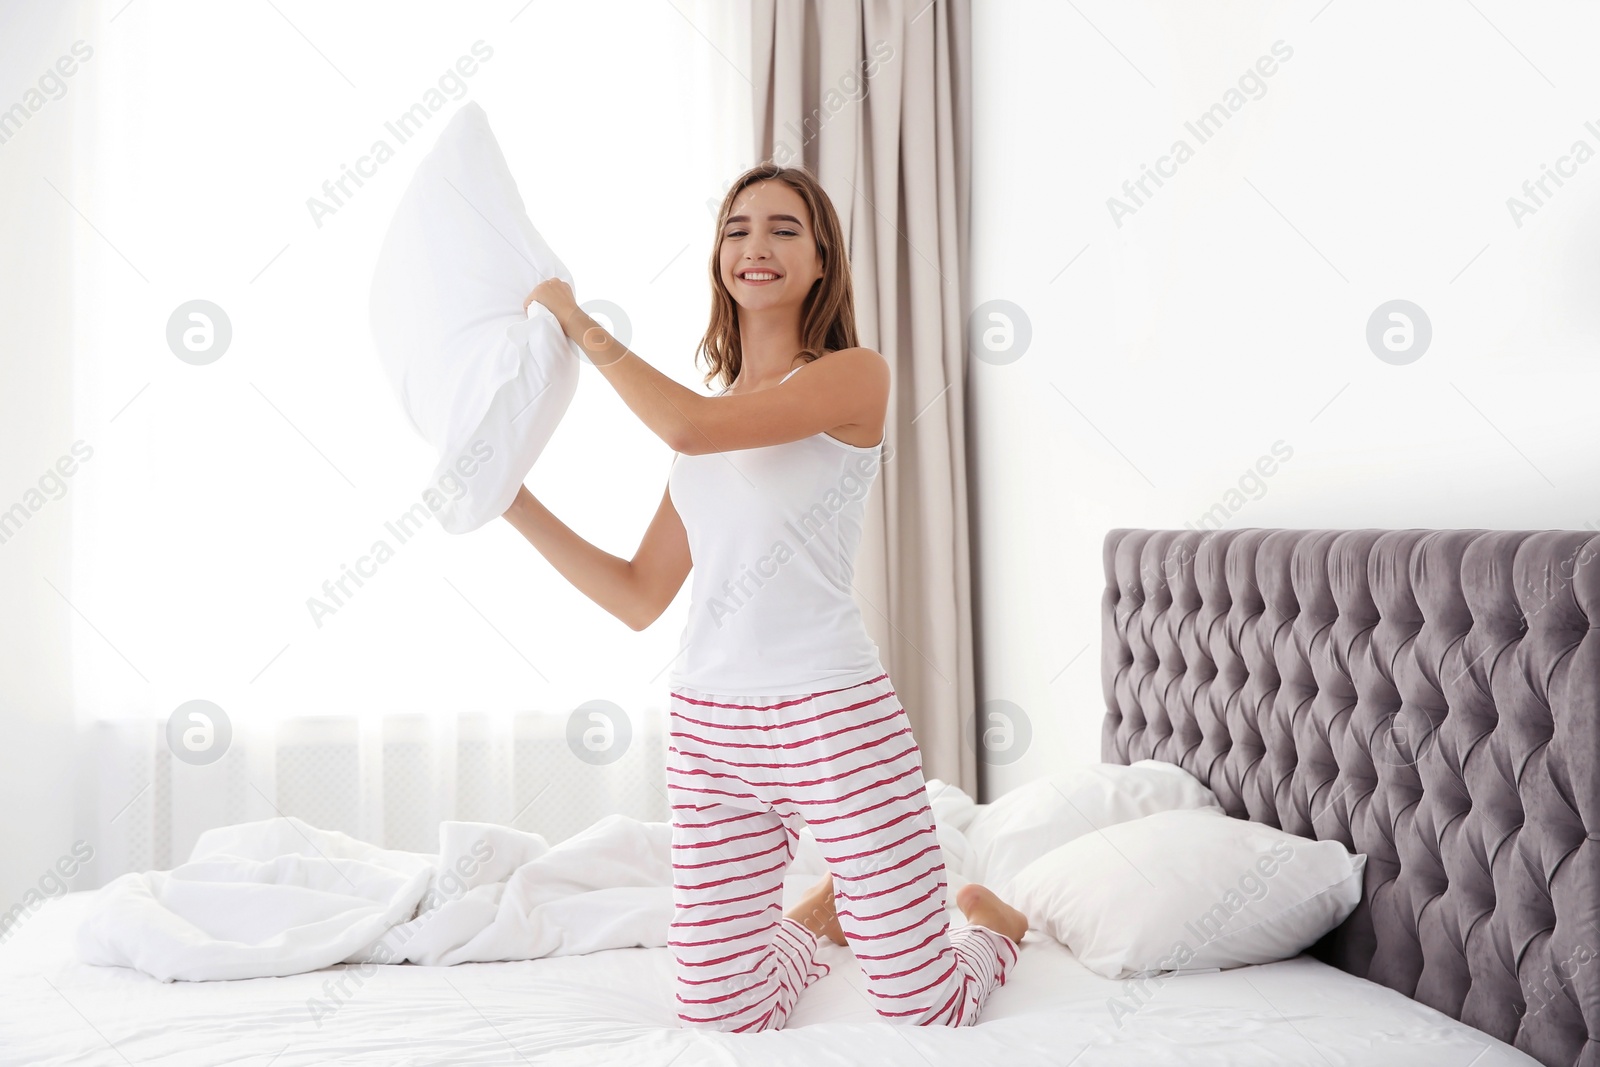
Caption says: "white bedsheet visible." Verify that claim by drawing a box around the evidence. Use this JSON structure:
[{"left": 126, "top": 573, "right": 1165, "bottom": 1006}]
[
  {"left": 1, "top": 884, "right": 1541, "bottom": 1066},
  {"left": 74, "top": 813, "right": 675, "bottom": 981}
]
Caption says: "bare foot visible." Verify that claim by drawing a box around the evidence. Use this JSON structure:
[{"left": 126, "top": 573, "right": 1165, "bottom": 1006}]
[
  {"left": 954, "top": 883, "right": 1028, "bottom": 946},
  {"left": 785, "top": 872, "right": 848, "bottom": 946}
]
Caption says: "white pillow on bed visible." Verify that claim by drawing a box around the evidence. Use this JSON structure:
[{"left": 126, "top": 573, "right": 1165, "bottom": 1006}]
[
  {"left": 1008, "top": 808, "right": 1366, "bottom": 980},
  {"left": 964, "top": 760, "right": 1222, "bottom": 897},
  {"left": 369, "top": 101, "right": 582, "bottom": 534}
]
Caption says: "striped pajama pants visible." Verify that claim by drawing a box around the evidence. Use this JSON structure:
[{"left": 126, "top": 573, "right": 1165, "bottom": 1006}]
[{"left": 665, "top": 670, "right": 1020, "bottom": 1031}]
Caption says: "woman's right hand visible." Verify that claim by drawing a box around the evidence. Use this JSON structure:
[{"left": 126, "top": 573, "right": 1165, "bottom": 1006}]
[{"left": 524, "top": 278, "right": 578, "bottom": 330}]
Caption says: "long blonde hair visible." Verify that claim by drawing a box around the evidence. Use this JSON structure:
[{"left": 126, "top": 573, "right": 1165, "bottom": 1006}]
[{"left": 694, "top": 162, "right": 859, "bottom": 391}]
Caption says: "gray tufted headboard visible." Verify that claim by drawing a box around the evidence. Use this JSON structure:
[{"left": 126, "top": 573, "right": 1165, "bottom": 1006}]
[{"left": 1100, "top": 528, "right": 1599, "bottom": 1067}]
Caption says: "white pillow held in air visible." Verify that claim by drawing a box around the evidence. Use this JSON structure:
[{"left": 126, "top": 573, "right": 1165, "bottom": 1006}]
[{"left": 369, "top": 101, "right": 582, "bottom": 534}]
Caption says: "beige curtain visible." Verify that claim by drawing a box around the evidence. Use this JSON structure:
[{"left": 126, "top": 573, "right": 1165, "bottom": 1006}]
[{"left": 749, "top": 0, "right": 981, "bottom": 797}]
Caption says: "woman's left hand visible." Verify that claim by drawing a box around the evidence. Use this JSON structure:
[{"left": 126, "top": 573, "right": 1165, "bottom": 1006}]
[{"left": 524, "top": 278, "right": 578, "bottom": 330}]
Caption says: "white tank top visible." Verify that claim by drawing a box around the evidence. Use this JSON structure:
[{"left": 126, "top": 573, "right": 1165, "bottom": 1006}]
[{"left": 667, "top": 366, "right": 885, "bottom": 695}]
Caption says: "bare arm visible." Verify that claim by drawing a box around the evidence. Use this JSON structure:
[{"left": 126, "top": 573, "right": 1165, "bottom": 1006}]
[
  {"left": 567, "top": 313, "right": 889, "bottom": 456},
  {"left": 660, "top": 345, "right": 890, "bottom": 455},
  {"left": 526, "top": 282, "right": 888, "bottom": 455},
  {"left": 501, "top": 480, "right": 692, "bottom": 631}
]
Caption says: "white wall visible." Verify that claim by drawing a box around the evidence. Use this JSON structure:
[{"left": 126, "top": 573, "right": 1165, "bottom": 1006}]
[
  {"left": 0, "top": 2, "right": 89, "bottom": 908},
  {"left": 969, "top": 0, "right": 1600, "bottom": 799}
]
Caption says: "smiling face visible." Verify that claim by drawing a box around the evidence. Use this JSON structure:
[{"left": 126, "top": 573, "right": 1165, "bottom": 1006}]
[{"left": 718, "top": 179, "right": 824, "bottom": 310}]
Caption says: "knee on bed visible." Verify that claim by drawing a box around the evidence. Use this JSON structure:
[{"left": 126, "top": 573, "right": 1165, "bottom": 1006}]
[
  {"left": 863, "top": 972, "right": 976, "bottom": 1029},
  {"left": 674, "top": 1010, "right": 756, "bottom": 1033},
  {"left": 672, "top": 974, "right": 778, "bottom": 1033}
]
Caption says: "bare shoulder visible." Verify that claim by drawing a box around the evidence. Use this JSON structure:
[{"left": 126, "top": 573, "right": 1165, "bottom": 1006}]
[
  {"left": 814, "top": 348, "right": 888, "bottom": 446},
  {"left": 819, "top": 347, "right": 890, "bottom": 387}
]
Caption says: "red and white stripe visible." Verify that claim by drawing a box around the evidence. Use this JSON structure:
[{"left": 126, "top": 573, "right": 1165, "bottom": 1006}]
[{"left": 666, "top": 671, "right": 1020, "bottom": 1031}]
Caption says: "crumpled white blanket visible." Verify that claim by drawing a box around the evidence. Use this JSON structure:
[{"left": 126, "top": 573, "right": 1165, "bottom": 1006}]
[{"left": 74, "top": 779, "right": 979, "bottom": 983}]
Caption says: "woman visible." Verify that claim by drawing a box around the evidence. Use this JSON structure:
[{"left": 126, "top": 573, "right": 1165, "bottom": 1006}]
[{"left": 506, "top": 162, "right": 1027, "bottom": 1032}]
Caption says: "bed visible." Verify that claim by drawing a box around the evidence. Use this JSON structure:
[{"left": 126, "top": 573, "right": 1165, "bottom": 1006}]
[
  {"left": 1, "top": 526, "right": 1588, "bottom": 1067},
  {"left": 1102, "top": 528, "right": 1599, "bottom": 1067}
]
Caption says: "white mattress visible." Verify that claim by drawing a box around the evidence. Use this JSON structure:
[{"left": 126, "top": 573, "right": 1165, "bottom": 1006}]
[{"left": 0, "top": 879, "right": 1540, "bottom": 1067}]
